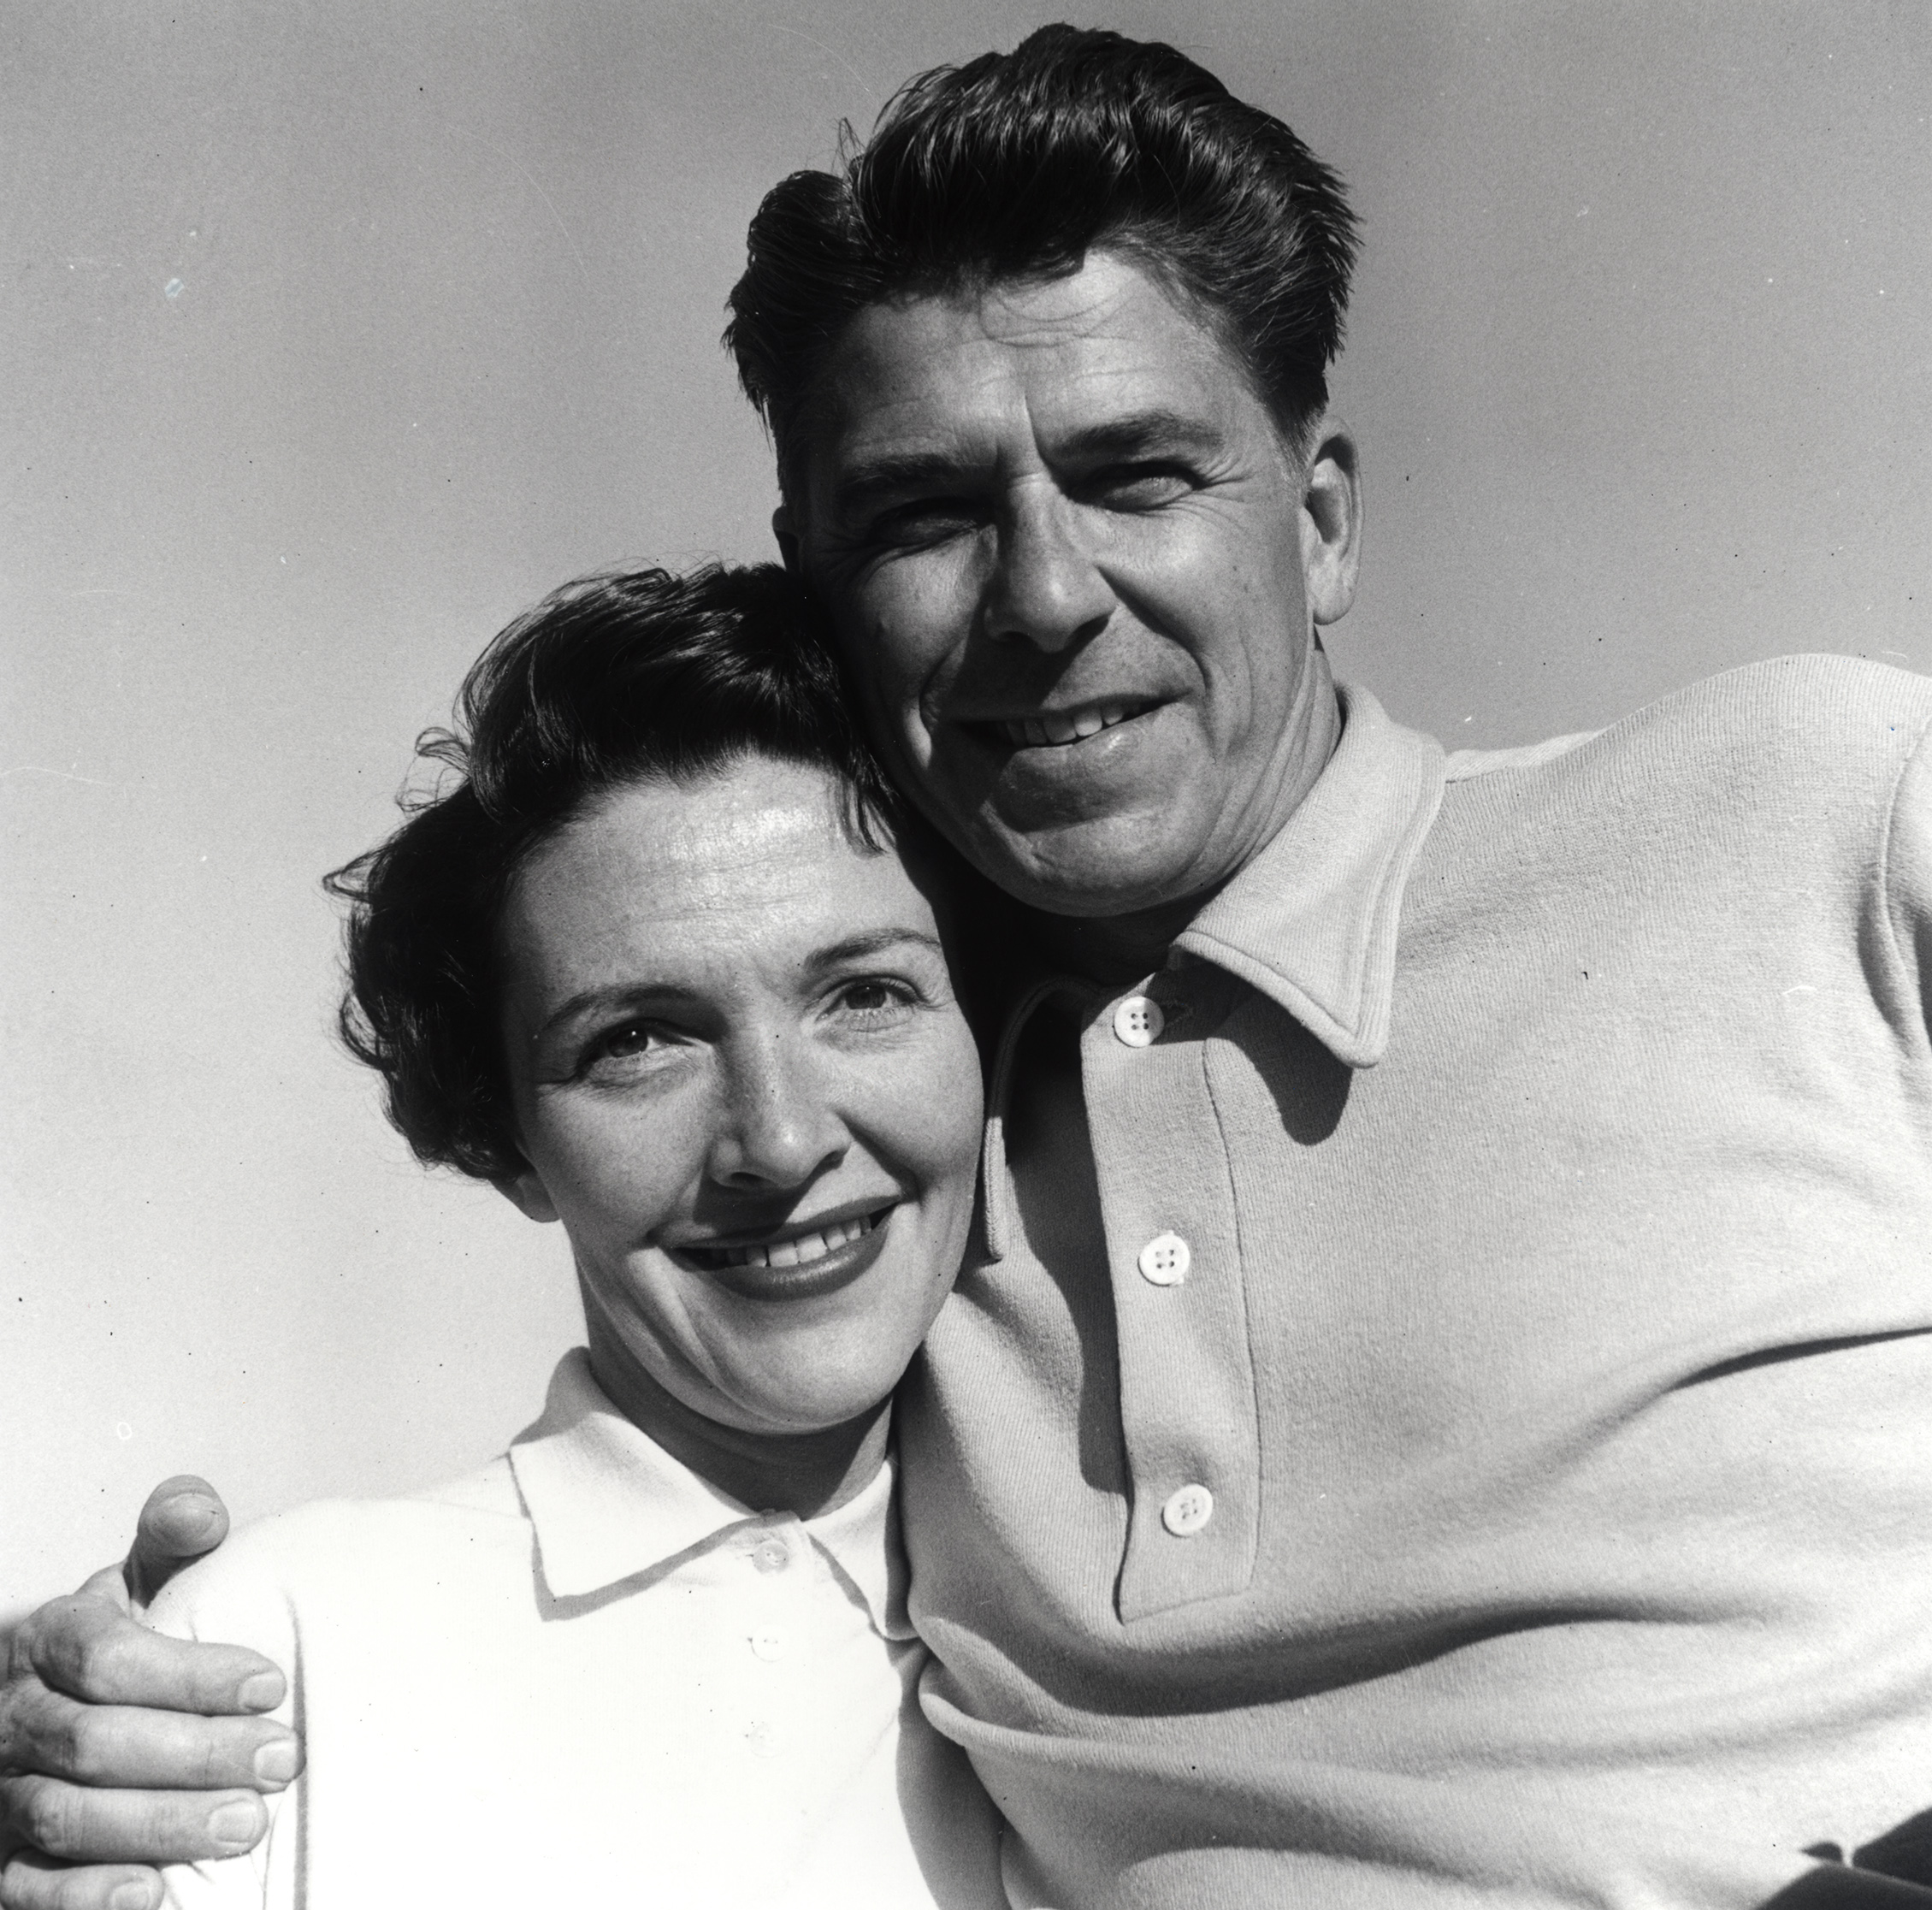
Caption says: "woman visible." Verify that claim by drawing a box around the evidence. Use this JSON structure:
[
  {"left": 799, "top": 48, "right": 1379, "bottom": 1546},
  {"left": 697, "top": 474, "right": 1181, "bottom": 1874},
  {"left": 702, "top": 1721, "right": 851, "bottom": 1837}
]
[{"left": 154, "top": 564, "right": 1009, "bottom": 1907}]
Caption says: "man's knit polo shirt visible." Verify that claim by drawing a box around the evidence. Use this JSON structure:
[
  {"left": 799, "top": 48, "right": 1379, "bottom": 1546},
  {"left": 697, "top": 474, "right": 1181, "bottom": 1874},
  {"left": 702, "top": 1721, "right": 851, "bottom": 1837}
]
[
  {"left": 899, "top": 656, "right": 1932, "bottom": 1910},
  {"left": 154, "top": 1351, "right": 1007, "bottom": 1910}
]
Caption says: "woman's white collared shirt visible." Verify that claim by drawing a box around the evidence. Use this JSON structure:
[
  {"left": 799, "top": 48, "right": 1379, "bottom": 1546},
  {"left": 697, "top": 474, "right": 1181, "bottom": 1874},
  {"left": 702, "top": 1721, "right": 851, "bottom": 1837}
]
[{"left": 153, "top": 1350, "right": 1008, "bottom": 1909}]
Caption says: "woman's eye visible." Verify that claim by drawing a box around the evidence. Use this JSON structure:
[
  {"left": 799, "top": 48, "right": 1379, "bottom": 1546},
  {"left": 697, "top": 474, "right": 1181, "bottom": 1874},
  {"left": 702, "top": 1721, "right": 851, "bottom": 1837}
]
[
  {"left": 580, "top": 1021, "right": 671, "bottom": 1078},
  {"left": 831, "top": 979, "right": 915, "bottom": 1023}
]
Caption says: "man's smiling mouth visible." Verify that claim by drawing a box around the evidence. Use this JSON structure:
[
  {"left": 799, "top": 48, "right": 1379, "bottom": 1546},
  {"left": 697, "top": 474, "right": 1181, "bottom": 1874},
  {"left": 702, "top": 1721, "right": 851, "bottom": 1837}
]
[
  {"left": 676, "top": 1206, "right": 893, "bottom": 1272},
  {"left": 985, "top": 700, "right": 1153, "bottom": 748}
]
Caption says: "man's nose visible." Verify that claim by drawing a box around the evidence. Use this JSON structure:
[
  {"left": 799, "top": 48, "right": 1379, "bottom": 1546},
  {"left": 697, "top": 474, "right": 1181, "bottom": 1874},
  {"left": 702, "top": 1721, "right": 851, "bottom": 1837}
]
[
  {"left": 705, "top": 1036, "right": 849, "bottom": 1191},
  {"left": 984, "top": 488, "right": 1114, "bottom": 654}
]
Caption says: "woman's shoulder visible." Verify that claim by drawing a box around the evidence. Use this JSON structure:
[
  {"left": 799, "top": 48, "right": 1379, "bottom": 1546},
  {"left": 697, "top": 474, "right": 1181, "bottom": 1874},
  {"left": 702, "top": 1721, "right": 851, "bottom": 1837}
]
[{"left": 149, "top": 1457, "right": 529, "bottom": 1647}]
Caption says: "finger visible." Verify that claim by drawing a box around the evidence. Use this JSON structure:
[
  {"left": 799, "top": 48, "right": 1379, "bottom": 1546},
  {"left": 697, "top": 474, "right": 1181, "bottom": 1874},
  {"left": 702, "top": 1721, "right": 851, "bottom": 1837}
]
[
  {"left": 21, "top": 1601, "right": 284, "bottom": 1716},
  {"left": 0, "top": 1777, "right": 265, "bottom": 1867},
  {"left": 0, "top": 1851, "right": 162, "bottom": 1910},
  {"left": 64, "top": 1580, "right": 125, "bottom": 1623},
  {"left": 1, "top": 1685, "right": 298, "bottom": 1793},
  {"left": 126, "top": 1481, "right": 227, "bottom": 1612}
]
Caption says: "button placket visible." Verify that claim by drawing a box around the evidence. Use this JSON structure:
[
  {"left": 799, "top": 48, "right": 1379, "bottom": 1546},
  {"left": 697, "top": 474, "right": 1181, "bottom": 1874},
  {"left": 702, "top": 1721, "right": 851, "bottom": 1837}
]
[{"left": 1081, "top": 985, "right": 1261, "bottom": 1619}]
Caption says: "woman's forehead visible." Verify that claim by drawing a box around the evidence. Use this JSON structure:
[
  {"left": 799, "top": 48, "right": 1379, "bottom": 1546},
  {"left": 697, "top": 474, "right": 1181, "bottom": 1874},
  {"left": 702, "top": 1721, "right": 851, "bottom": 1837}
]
[{"left": 504, "top": 759, "right": 936, "bottom": 977}]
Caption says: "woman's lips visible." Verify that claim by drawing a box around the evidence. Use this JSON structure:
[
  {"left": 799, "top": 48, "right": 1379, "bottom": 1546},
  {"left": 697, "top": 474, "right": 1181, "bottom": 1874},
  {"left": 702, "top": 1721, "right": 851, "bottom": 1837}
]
[{"left": 672, "top": 1205, "right": 897, "bottom": 1302}]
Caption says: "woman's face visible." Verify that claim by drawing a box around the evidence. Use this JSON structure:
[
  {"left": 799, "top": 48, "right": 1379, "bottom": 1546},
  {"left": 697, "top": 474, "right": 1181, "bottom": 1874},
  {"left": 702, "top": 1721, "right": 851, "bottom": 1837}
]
[{"left": 495, "top": 754, "right": 984, "bottom": 1437}]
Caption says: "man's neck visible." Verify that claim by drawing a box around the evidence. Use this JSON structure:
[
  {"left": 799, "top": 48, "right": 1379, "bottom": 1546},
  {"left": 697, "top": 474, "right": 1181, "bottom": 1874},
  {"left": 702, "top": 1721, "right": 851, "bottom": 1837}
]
[
  {"left": 582, "top": 1316, "right": 893, "bottom": 1521},
  {"left": 1029, "top": 896, "right": 1210, "bottom": 988}
]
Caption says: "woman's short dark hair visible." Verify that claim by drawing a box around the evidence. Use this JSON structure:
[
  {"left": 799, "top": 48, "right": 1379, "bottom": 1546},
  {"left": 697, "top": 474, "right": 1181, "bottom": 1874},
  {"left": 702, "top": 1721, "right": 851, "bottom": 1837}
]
[
  {"left": 724, "top": 23, "right": 1358, "bottom": 491},
  {"left": 327, "top": 562, "right": 902, "bottom": 1184}
]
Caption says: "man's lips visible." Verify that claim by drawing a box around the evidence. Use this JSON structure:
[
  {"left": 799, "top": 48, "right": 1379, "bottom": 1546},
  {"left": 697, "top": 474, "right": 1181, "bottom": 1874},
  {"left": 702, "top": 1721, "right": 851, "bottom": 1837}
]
[{"left": 966, "top": 698, "right": 1157, "bottom": 749}]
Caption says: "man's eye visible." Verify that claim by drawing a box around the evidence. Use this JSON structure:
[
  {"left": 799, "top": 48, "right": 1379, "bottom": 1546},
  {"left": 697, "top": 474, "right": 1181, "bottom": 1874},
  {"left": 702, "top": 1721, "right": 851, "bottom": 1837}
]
[
  {"left": 1083, "top": 464, "right": 1196, "bottom": 509},
  {"left": 867, "top": 500, "right": 985, "bottom": 548}
]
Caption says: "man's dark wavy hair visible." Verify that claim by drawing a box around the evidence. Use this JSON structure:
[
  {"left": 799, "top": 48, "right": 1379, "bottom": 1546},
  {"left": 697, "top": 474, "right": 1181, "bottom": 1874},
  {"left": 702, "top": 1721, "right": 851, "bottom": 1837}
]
[
  {"left": 326, "top": 564, "right": 903, "bottom": 1184},
  {"left": 724, "top": 23, "right": 1358, "bottom": 493}
]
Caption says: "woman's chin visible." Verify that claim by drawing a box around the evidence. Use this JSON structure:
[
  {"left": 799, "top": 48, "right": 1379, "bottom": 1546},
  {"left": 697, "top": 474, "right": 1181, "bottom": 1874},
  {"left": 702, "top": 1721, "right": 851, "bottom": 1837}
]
[{"left": 722, "top": 1350, "right": 917, "bottom": 1439}]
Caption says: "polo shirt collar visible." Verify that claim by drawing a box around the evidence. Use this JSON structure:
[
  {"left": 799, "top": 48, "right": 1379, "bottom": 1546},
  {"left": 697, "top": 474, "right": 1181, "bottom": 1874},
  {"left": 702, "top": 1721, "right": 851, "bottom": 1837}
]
[
  {"left": 505, "top": 1349, "right": 906, "bottom": 1638},
  {"left": 978, "top": 682, "right": 1445, "bottom": 1264},
  {"left": 1173, "top": 679, "right": 1445, "bottom": 1070}
]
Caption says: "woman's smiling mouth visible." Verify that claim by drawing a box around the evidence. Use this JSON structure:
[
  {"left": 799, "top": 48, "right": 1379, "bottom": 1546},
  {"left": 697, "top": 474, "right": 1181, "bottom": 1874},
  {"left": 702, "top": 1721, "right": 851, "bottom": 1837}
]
[{"left": 671, "top": 1205, "right": 900, "bottom": 1301}]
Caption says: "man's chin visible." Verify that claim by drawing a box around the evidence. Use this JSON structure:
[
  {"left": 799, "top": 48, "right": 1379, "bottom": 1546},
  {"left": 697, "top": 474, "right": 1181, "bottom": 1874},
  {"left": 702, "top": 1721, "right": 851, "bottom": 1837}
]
[{"left": 959, "top": 807, "right": 1220, "bottom": 922}]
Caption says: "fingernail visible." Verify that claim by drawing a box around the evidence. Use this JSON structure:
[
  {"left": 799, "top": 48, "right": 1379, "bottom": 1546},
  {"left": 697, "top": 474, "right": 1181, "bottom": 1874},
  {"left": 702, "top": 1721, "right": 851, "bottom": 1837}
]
[
  {"left": 164, "top": 1493, "right": 222, "bottom": 1538},
  {"left": 254, "top": 1737, "right": 299, "bottom": 1784},
  {"left": 110, "top": 1886, "right": 160, "bottom": 1910},
  {"left": 238, "top": 1670, "right": 283, "bottom": 1711},
  {"left": 208, "top": 1799, "right": 262, "bottom": 1848}
]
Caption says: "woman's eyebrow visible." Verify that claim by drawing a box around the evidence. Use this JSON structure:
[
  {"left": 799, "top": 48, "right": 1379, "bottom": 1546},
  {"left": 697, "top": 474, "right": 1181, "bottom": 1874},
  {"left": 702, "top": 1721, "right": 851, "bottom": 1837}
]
[
  {"left": 806, "top": 928, "right": 948, "bottom": 973},
  {"left": 533, "top": 980, "right": 692, "bottom": 1043},
  {"left": 529, "top": 934, "right": 944, "bottom": 1042}
]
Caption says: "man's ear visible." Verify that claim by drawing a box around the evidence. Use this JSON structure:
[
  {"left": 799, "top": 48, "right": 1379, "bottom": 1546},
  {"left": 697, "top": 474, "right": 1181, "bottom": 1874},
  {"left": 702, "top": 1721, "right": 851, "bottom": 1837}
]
[
  {"left": 771, "top": 505, "right": 802, "bottom": 578},
  {"left": 495, "top": 1164, "right": 561, "bottom": 1225},
  {"left": 1299, "top": 419, "right": 1362, "bottom": 628}
]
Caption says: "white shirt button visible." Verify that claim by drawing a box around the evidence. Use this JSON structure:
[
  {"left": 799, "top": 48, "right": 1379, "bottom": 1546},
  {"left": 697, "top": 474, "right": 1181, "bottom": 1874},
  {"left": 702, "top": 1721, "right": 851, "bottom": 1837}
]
[
  {"left": 750, "top": 1538, "right": 790, "bottom": 1574},
  {"left": 749, "top": 1629, "right": 787, "bottom": 1661},
  {"left": 745, "top": 1718, "right": 782, "bottom": 1758},
  {"left": 1137, "top": 1232, "right": 1191, "bottom": 1286},
  {"left": 1161, "top": 1483, "right": 1214, "bottom": 1536},
  {"left": 1112, "top": 995, "right": 1165, "bottom": 1046}
]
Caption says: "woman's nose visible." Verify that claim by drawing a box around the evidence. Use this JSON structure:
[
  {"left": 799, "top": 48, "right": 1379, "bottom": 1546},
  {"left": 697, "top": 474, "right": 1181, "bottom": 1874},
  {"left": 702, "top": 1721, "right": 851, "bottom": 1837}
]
[
  {"left": 705, "top": 1036, "right": 849, "bottom": 1190},
  {"left": 984, "top": 489, "right": 1115, "bottom": 654}
]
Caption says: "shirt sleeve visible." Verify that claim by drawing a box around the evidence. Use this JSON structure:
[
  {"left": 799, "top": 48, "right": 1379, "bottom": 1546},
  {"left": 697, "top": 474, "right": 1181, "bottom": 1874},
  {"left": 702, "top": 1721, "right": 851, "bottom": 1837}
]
[
  {"left": 150, "top": 1541, "right": 301, "bottom": 1910},
  {"left": 1882, "top": 705, "right": 1932, "bottom": 1050}
]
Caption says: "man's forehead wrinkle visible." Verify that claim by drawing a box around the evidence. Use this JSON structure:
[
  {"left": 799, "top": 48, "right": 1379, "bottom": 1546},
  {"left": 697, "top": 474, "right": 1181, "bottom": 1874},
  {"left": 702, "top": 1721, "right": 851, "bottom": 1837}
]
[{"left": 973, "top": 258, "right": 1162, "bottom": 340}]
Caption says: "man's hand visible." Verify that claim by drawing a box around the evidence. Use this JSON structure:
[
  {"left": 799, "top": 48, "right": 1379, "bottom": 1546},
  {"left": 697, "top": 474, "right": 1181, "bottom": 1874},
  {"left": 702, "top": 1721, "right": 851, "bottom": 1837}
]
[{"left": 0, "top": 1479, "right": 301, "bottom": 1910}]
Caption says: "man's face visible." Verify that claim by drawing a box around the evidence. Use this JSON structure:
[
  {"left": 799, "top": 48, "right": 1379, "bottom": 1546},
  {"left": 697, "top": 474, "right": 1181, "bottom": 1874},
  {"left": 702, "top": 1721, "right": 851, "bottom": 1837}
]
[{"left": 789, "top": 251, "right": 1359, "bottom": 920}]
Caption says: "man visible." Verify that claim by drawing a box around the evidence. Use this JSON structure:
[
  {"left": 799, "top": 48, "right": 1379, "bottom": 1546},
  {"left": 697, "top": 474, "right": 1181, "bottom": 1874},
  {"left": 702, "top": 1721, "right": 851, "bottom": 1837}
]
[{"left": 7, "top": 26, "right": 1931, "bottom": 1909}]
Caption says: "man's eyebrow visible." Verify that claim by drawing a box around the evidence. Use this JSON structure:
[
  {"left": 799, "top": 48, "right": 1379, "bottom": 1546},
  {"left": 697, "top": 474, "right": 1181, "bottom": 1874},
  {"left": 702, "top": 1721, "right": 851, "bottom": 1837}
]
[
  {"left": 832, "top": 451, "right": 980, "bottom": 515},
  {"left": 833, "top": 409, "right": 1224, "bottom": 514},
  {"left": 1049, "top": 409, "right": 1226, "bottom": 462}
]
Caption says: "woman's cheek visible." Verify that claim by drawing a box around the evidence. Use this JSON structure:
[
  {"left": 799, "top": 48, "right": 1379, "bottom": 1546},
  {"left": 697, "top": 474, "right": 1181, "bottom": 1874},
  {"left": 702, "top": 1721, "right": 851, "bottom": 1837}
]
[
  {"left": 898, "top": 1031, "right": 985, "bottom": 1199},
  {"left": 550, "top": 1099, "right": 689, "bottom": 1239}
]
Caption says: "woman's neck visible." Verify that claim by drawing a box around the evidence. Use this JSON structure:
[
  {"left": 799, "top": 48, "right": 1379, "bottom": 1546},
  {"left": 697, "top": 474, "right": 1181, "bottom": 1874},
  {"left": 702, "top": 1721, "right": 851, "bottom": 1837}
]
[{"left": 582, "top": 1315, "right": 892, "bottom": 1521}]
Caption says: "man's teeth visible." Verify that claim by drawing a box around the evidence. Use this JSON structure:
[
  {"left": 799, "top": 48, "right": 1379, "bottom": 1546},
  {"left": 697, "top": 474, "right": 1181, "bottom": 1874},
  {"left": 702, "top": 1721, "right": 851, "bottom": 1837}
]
[
  {"left": 699, "top": 1212, "right": 879, "bottom": 1271},
  {"left": 999, "top": 702, "right": 1137, "bottom": 748}
]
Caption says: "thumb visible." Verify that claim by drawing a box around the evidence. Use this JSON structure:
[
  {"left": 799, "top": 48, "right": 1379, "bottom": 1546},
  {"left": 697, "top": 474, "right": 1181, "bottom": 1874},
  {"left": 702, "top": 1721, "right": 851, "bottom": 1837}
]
[{"left": 126, "top": 1474, "right": 231, "bottom": 1612}]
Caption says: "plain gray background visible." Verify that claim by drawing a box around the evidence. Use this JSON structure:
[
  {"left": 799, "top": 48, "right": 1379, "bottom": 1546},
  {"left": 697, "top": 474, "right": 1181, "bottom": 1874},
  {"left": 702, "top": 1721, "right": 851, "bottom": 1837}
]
[{"left": 5, "top": 1, "right": 1929, "bottom": 1621}]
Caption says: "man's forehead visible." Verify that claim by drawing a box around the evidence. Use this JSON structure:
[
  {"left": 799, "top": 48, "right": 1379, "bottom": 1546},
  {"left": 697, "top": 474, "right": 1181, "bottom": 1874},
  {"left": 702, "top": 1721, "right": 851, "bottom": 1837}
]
[{"left": 809, "top": 254, "right": 1247, "bottom": 476}]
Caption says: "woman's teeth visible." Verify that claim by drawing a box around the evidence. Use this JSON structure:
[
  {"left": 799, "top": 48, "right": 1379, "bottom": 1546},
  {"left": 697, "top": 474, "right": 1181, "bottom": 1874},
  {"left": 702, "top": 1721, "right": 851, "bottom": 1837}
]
[
  {"left": 998, "top": 701, "right": 1138, "bottom": 748},
  {"left": 693, "top": 1211, "right": 881, "bottom": 1271}
]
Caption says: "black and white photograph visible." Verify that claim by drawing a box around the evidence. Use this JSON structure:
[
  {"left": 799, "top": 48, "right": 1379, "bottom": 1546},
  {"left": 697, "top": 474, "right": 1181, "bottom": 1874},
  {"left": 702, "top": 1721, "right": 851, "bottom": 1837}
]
[{"left": 4, "top": 4, "right": 1930, "bottom": 1906}]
